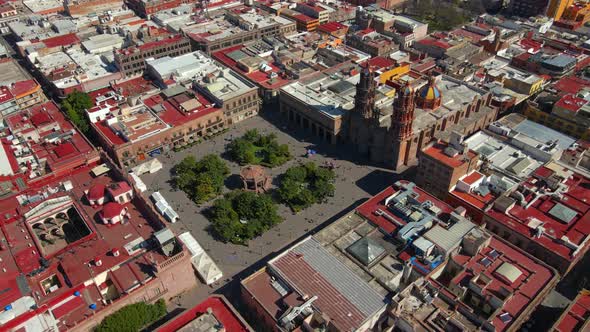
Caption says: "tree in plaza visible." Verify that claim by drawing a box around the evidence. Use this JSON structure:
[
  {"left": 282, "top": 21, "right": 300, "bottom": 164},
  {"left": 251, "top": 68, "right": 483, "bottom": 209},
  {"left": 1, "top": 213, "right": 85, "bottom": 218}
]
[
  {"left": 173, "top": 154, "right": 229, "bottom": 204},
  {"left": 208, "top": 190, "right": 282, "bottom": 244},
  {"left": 61, "top": 90, "right": 93, "bottom": 134},
  {"left": 278, "top": 162, "right": 335, "bottom": 212},
  {"left": 227, "top": 129, "right": 291, "bottom": 167}
]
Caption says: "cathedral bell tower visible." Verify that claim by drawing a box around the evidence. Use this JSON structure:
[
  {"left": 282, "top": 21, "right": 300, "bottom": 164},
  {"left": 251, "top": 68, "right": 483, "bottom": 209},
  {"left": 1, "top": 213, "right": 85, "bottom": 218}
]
[
  {"left": 354, "top": 63, "right": 377, "bottom": 121},
  {"left": 390, "top": 81, "right": 416, "bottom": 170},
  {"left": 391, "top": 81, "right": 415, "bottom": 141}
]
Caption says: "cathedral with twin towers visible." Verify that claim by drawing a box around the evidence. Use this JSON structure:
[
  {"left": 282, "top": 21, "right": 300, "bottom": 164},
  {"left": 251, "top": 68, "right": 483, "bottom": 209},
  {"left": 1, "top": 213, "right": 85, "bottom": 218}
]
[{"left": 347, "top": 63, "right": 498, "bottom": 171}]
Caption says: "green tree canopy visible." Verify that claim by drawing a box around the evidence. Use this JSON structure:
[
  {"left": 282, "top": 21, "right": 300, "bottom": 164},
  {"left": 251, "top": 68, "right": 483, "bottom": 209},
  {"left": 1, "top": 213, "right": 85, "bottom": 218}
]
[
  {"left": 95, "top": 299, "right": 166, "bottom": 332},
  {"left": 278, "top": 162, "right": 335, "bottom": 212},
  {"left": 227, "top": 129, "right": 291, "bottom": 167},
  {"left": 61, "top": 90, "right": 92, "bottom": 134},
  {"left": 173, "top": 154, "right": 229, "bottom": 203},
  {"left": 208, "top": 190, "right": 282, "bottom": 244},
  {"left": 408, "top": 0, "right": 471, "bottom": 32}
]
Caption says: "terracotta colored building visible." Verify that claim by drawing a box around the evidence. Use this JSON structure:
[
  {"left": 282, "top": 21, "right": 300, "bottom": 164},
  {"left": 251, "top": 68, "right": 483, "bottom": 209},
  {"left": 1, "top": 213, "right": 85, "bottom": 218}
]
[
  {"left": 416, "top": 137, "right": 480, "bottom": 200},
  {"left": 126, "top": 0, "right": 193, "bottom": 18}
]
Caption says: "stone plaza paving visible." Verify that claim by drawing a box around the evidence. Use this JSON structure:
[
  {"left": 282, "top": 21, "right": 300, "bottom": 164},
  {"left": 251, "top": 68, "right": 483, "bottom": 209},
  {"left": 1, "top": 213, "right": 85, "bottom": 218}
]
[{"left": 139, "top": 114, "right": 400, "bottom": 308}]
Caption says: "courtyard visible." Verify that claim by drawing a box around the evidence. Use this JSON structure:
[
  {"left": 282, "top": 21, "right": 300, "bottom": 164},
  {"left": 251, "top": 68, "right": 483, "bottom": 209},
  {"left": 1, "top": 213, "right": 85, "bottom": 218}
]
[{"left": 139, "top": 113, "right": 399, "bottom": 308}]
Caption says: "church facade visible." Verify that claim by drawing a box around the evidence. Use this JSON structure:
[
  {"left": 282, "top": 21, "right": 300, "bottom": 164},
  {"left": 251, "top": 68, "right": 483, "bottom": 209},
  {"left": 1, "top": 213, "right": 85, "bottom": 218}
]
[{"left": 347, "top": 64, "right": 499, "bottom": 171}]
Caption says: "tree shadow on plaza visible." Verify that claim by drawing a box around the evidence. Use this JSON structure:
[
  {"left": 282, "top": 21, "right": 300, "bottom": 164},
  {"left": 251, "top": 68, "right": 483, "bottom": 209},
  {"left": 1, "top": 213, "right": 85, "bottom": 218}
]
[{"left": 224, "top": 174, "right": 243, "bottom": 191}]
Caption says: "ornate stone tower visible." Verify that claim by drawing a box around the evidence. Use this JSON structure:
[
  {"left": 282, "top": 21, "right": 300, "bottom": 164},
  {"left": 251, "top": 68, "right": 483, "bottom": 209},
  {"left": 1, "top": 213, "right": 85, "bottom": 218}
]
[
  {"left": 390, "top": 81, "right": 416, "bottom": 170},
  {"left": 392, "top": 82, "right": 415, "bottom": 141},
  {"left": 354, "top": 63, "right": 377, "bottom": 120}
]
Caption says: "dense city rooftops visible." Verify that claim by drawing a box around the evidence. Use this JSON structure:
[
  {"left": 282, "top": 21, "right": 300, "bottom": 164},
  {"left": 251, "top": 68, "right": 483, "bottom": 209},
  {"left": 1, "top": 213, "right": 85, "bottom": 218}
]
[
  {"left": 0, "top": 101, "right": 95, "bottom": 181},
  {"left": 0, "top": 159, "right": 184, "bottom": 331},
  {"left": 464, "top": 114, "right": 575, "bottom": 179},
  {"left": 431, "top": 232, "right": 557, "bottom": 331},
  {"left": 212, "top": 45, "right": 292, "bottom": 90},
  {"left": 146, "top": 51, "right": 257, "bottom": 102},
  {"left": 280, "top": 62, "right": 394, "bottom": 120},
  {"left": 486, "top": 161, "right": 590, "bottom": 262}
]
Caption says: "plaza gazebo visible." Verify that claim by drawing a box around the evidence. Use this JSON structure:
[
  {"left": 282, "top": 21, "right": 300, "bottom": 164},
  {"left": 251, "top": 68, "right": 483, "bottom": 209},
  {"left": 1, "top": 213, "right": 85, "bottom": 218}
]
[{"left": 240, "top": 165, "right": 270, "bottom": 193}]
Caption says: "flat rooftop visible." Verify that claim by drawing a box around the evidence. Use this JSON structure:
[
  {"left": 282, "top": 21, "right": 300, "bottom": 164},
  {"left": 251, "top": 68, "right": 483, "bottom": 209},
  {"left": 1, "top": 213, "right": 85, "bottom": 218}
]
[
  {"left": 147, "top": 51, "right": 256, "bottom": 102},
  {"left": 0, "top": 59, "right": 32, "bottom": 86},
  {"left": 156, "top": 295, "right": 251, "bottom": 332},
  {"left": 185, "top": 18, "right": 244, "bottom": 43},
  {"left": 450, "top": 172, "right": 517, "bottom": 210},
  {"left": 421, "top": 141, "right": 478, "bottom": 168},
  {"left": 143, "top": 89, "right": 221, "bottom": 127},
  {"left": 281, "top": 65, "right": 394, "bottom": 120},
  {"left": 22, "top": 0, "right": 63, "bottom": 13},
  {"left": 464, "top": 132, "right": 544, "bottom": 179},
  {"left": 237, "top": 10, "right": 292, "bottom": 28},
  {"left": 95, "top": 103, "right": 170, "bottom": 145}
]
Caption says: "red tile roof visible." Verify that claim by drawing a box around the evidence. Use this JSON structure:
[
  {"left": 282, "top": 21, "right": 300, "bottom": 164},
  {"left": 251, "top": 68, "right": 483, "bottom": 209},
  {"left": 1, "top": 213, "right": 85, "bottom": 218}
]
[
  {"left": 144, "top": 91, "right": 221, "bottom": 127},
  {"left": 53, "top": 142, "right": 77, "bottom": 158},
  {"left": 42, "top": 33, "right": 80, "bottom": 48},
  {"left": 554, "top": 292, "right": 590, "bottom": 332},
  {"left": 107, "top": 181, "right": 131, "bottom": 198},
  {"left": 156, "top": 296, "right": 251, "bottom": 332},
  {"left": 138, "top": 34, "right": 184, "bottom": 52},
  {"left": 555, "top": 94, "right": 588, "bottom": 113},
  {"left": 211, "top": 45, "right": 291, "bottom": 90},
  {"left": 0, "top": 86, "right": 14, "bottom": 103},
  {"left": 317, "top": 21, "right": 347, "bottom": 33},
  {"left": 450, "top": 28, "right": 487, "bottom": 42},
  {"left": 52, "top": 294, "right": 85, "bottom": 319},
  {"left": 87, "top": 184, "right": 106, "bottom": 200},
  {"left": 417, "top": 38, "right": 452, "bottom": 49},
  {"left": 101, "top": 202, "right": 124, "bottom": 219},
  {"left": 293, "top": 13, "right": 315, "bottom": 23},
  {"left": 9, "top": 80, "right": 39, "bottom": 98},
  {"left": 30, "top": 111, "right": 52, "bottom": 127},
  {"left": 554, "top": 76, "right": 590, "bottom": 95},
  {"left": 422, "top": 142, "right": 477, "bottom": 168},
  {"left": 367, "top": 56, "right": 395, "bottom": 69},
  {"left": 462, "top": 171, "right": 484, "bottom": 185}
]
